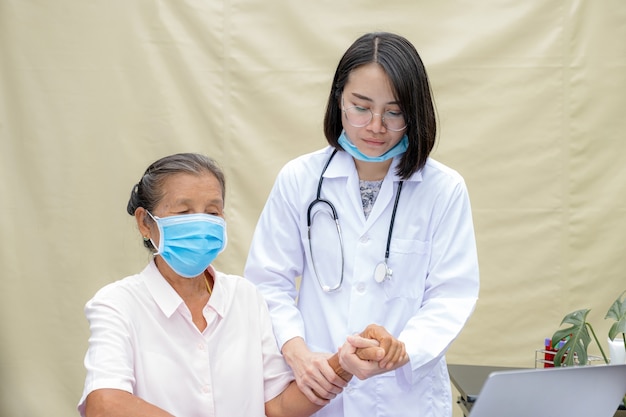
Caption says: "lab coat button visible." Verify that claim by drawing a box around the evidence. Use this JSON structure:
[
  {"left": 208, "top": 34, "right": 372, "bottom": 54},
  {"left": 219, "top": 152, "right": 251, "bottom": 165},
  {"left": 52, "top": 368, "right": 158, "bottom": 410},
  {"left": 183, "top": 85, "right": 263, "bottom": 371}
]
[
  {"left": 356, "top": 282, "right": 366, "bottom": 293},
  {"left": 359, "top": 235, "right": 369, "bottom": 243}
]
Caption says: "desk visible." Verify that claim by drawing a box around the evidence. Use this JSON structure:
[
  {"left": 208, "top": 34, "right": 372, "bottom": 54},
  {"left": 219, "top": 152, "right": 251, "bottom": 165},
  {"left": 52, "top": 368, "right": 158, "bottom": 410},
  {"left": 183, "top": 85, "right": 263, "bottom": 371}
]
[{"left": 448, "top": 364, "right": 626, "bottom": 417}]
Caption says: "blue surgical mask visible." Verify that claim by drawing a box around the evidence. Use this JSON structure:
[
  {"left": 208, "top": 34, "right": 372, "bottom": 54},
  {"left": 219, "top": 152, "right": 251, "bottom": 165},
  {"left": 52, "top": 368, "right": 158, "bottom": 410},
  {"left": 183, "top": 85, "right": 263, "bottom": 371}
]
[
  {"left": 338, "top": 130, "right": 409, "bottom": 162},
  {"left": 147, "top": 212, "right": 227, "bottom": 278}
]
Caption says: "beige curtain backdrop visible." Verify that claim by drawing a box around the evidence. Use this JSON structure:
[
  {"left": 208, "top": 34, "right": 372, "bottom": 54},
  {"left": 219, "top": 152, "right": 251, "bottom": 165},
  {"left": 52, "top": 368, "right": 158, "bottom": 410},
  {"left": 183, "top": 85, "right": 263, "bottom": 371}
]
[{"left": 1, "top": 0, "right": 625, "bottom": 415}]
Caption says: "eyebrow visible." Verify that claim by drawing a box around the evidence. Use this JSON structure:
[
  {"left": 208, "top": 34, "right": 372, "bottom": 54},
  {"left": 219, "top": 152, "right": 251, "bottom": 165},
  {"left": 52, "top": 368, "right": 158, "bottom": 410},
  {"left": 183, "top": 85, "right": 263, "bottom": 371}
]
[
  {"left": 349, "top": 92, "right": 400, "bottom": 106},
  {"left": 172, "top": 197, "right": 224, "bottom": 208}
]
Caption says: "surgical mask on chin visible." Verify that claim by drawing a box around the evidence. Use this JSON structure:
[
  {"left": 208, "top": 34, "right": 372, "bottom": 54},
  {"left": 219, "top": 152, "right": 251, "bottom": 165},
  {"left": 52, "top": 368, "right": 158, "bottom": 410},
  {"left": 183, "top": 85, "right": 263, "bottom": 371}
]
[
  {"left": 147, "top": 211, "right": 227, "bottom": 278},
  {"left": 338, "top": 130, "right": 409, "bottom": 162}
]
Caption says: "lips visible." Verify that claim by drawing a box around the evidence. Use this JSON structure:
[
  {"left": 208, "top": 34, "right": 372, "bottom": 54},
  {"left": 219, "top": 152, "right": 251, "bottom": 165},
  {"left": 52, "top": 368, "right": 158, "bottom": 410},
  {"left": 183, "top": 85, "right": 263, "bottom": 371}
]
[{"left": 362, "top": 138, "right": 386, "bottom": 147}]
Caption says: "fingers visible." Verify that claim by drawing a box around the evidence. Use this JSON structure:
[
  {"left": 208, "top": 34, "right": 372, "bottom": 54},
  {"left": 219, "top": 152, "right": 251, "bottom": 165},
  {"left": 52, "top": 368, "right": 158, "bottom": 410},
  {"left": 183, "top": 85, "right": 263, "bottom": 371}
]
[
  {"left": 355, "top": 346, "right": 385, "bottom": 361},
  {"left": 338, "top": 339, "right": 382, "bottom": 380},
  {"left": 360, "top": 324, "right": 393, "bottom": 353},
  {"left": 379, "top": 340, "right": 407, "bottom": 369},
  {"left": 347, "top": 334, "right": 380, "bottom": 349},
  {"left": 293, "top": 353, "right": 345, "bottom": 403},
  {"left": 347, "top": 335, "right": 384, "bottom": 361},
  {"left": 356, "top": 324, "right": 408, "bottom": 370}
]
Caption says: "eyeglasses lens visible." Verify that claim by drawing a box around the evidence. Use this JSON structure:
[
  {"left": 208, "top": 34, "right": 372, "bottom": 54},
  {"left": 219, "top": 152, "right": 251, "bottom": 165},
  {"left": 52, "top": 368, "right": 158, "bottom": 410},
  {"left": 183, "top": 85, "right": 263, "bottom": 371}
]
[{"left": 344, "top": 107, "right": 406, "bottom": 132}]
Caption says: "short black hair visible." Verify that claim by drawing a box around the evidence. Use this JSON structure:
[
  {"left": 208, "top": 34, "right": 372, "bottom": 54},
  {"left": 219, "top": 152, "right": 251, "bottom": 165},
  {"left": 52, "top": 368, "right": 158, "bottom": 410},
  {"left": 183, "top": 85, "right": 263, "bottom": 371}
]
[{"left": 323, "top": 32, "right": 437, "bottom": 179}]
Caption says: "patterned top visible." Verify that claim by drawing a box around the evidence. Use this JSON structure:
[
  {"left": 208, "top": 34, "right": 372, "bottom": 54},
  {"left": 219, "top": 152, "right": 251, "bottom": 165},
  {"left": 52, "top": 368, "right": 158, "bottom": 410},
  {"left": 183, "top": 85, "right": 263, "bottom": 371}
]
[{"left": 360, "top": 179, "right": 384, "bottom": 219}]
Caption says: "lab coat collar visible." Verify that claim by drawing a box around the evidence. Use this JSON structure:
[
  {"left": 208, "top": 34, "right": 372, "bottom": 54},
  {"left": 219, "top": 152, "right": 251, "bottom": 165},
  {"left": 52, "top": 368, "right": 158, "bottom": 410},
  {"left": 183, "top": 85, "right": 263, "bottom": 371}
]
[{"left": 323, "top": 147, "right": 424, "bottom": 183}]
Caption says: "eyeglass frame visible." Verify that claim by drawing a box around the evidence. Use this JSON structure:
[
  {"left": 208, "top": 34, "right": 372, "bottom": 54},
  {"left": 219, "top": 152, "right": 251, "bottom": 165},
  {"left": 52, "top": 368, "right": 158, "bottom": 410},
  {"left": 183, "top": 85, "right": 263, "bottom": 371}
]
[{"left": 341, "top": 95, "right": 407, "bottom": 132}]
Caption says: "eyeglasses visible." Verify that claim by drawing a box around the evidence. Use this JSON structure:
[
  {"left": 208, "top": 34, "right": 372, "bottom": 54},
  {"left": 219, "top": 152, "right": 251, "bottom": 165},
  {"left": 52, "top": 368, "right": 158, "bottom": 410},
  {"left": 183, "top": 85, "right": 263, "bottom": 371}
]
[{"left": 342, "top": 96, "right": 407, "bottom": 132}]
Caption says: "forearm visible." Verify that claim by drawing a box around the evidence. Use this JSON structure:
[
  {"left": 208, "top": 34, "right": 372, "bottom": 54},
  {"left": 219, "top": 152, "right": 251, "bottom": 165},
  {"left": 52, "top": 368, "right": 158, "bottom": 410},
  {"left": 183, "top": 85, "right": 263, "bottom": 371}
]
[
  {"left": 85, "top": 389, "right": 175, "bottom": 417},
  {"left": 265, "top": 381, "right": 324, "bottom": 417}
]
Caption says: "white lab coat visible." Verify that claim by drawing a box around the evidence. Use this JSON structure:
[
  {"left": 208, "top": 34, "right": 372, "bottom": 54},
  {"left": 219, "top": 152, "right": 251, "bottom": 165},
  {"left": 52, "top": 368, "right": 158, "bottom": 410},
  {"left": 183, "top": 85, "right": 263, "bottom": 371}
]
[{"left": 245, "top": 146, "right": 480, "bottom": 417}]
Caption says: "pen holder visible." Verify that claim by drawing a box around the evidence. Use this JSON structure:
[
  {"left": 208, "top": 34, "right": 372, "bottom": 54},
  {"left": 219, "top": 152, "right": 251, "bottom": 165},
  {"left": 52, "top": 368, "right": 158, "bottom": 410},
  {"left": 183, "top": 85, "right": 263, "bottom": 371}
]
[
  {"left": 535, "top": 338, "right": 604, "bottom": 367},
  {"left": 535, "top": 338, "right": 565, "bottom": 367}
]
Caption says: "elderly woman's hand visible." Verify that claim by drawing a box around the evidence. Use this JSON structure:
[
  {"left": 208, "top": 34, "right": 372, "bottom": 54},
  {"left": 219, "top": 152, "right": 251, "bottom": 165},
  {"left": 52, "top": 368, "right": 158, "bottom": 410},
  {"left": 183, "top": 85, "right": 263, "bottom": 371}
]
[
  {"left": 327, "top": 323, "right": 408, "bottom": 381},
  {"left": 337, "top": 324, "right": 408, "bottom": 380},
  {"left": 356, "top": 324, "right": 407, "bottom": 370}
]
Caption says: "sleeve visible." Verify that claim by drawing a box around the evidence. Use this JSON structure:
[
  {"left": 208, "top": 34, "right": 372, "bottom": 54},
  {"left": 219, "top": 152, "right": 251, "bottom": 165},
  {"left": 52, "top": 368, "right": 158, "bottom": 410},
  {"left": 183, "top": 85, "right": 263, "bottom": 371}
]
[
  {"left": 77, "top": 289, "right": 135, "bottom": 415},
  {"left": 244, "top": 161, "right": 309, "bottom": 350},
  {"left": 398, "top": 178, "right": 480, "bottom": 385},
  {"left": 255, "top": 287, "right": 295, "bottom": 402}
]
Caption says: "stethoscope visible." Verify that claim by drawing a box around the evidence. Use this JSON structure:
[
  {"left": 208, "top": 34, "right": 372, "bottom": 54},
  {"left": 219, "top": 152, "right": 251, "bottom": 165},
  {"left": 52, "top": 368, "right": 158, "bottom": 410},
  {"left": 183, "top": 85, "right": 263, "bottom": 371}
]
[{"left": 307, "top": 149, "right": 404, "bottom": 292}]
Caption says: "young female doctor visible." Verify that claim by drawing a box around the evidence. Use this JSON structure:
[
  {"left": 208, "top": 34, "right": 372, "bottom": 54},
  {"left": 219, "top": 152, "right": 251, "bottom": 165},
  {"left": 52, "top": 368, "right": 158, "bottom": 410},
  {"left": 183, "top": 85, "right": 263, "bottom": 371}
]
[{"left": 245, "top": 32, "right": 480, "bottom": 417}]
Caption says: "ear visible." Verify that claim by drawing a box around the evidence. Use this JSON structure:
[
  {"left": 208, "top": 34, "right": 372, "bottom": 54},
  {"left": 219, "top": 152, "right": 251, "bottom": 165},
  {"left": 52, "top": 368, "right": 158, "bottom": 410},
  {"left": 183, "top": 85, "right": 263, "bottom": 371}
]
[{"left": 134, "top": 207, "right": 151, "bottom": 240}]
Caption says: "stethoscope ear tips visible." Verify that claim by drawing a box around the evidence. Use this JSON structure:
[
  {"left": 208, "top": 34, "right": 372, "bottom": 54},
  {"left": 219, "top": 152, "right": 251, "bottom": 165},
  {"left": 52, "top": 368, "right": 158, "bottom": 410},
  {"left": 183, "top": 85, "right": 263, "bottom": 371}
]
[{"left": 374, "top": 261, "right": 392, "bottom": 283}]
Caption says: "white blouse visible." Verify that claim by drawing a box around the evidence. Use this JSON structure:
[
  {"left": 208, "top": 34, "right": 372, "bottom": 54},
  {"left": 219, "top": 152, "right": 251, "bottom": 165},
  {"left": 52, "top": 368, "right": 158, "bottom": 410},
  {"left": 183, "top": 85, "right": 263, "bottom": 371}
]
[{"left": 78, "top": 261, "right": 293, "bottom": 417}]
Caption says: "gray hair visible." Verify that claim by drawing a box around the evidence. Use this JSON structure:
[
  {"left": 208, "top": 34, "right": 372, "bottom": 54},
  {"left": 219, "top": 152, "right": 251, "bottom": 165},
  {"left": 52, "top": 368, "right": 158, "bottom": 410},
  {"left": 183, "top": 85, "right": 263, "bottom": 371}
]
[{"left": 126, "top": 153, "right": 226, "bottom": 249}]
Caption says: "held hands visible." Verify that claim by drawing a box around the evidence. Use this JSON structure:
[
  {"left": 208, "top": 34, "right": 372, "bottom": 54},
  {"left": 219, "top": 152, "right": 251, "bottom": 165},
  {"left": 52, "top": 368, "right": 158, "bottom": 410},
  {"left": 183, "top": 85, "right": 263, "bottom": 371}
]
[
  {"left": 338, "top": 324, "right": 409, "bottom": 380},
  {"left": 284, "top": 325, "right": 408, "bottom": 405}
]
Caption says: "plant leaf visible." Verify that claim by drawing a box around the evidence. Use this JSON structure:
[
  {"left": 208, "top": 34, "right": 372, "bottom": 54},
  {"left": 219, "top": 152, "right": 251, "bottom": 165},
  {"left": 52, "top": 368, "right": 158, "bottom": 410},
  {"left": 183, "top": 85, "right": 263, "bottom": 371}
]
[
  {"left": 551, "top": 309, "right": 591, "bottom": 367},
  {"left": 605, "top": 290, "right": 626, "bottom": 340}
]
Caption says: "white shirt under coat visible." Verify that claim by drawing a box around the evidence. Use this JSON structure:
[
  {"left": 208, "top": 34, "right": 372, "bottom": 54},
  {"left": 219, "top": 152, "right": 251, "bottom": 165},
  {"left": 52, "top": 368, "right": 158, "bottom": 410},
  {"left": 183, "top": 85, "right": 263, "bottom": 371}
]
[
  {"left": 245, "top": 146, "right": 480, "bottom": 417},
  {"left": 78, "top": 261, "right": 293, "bottom": 417}
]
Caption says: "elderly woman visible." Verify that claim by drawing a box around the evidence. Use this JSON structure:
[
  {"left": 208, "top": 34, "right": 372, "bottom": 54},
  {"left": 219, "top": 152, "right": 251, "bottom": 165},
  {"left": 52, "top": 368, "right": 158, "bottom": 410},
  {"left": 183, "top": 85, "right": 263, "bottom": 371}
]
[{"left": 77, "top": 153, "right": 404, "bottom": 417}]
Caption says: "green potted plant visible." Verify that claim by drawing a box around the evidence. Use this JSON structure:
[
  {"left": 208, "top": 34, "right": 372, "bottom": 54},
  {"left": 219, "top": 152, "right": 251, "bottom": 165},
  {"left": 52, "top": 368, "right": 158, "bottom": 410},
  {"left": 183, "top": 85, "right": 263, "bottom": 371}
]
[{"left": 551, "top": 290, "right": 626, "bottom": 409}]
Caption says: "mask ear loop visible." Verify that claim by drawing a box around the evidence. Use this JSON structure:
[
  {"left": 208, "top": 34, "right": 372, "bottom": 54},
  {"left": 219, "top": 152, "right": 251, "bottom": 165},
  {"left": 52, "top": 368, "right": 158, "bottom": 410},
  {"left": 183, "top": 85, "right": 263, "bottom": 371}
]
[
  {"left": 144, "top": 210, "right": 162, "bottom": 255},
  {"left": 373, "top": 181, "right": 403, "bottom": 283}
]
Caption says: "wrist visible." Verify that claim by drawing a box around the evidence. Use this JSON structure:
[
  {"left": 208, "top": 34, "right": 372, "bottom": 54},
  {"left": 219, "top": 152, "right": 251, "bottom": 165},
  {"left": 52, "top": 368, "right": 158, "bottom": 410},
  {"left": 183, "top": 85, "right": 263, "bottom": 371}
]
[
  {"left": 281, "top": 337, "right": 306, "bottom": 366},
  {"left": 327, "top": 353, "right": 353, "bottom": 382}
]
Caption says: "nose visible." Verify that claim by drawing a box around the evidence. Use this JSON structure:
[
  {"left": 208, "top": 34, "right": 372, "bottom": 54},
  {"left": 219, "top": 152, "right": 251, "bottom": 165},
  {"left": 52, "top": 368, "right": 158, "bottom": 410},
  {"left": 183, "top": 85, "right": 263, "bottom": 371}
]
[{"left": 367, "top": 112, "right": 386, "bottom": 133}]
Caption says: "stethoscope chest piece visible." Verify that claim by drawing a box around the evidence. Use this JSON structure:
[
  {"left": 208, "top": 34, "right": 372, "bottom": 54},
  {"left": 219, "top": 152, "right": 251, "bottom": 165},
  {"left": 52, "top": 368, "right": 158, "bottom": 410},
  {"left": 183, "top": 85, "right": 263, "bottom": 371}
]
[
  {"left": 308, "top": 149, "right": 404, "bottom": 291},
  {"left": 374, "top": 261, "right": 392, "bottom": 283}
]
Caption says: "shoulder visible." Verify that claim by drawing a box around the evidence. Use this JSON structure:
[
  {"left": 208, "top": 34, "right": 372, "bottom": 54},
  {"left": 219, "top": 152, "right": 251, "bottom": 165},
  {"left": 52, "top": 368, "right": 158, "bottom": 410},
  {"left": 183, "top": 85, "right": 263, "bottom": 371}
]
[
  {"left": 423, "top": 158, "right": 465, "bottom": 183},
  {"left": 214, "top": 270, "right": 266, "bottom": 304},
  {"left": 279, "top": 146, "right": 336, "bottom": 179},
  {"left": 89, "top": 273, "right": 144, "bottom": 303},
  {"left": 82, "top": 274, "right": 148, "bottom": 326},
  {"left": 418, "top": 158, "right": 469, "bottom": 193},
  {"left": 85, "top": 264, "right": 158, "bottom": 313},
  {"left": 268, "top": 147, "right": 337, "bottom": 202}
]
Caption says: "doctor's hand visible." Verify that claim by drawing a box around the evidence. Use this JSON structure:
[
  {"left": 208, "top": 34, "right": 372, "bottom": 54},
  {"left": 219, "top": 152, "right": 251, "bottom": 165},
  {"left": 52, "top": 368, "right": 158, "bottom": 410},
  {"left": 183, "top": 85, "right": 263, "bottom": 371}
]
[
  {"left": 339, "top": 324, "right": 409, "bottom": 380},
  {"left": 282, "top": 337, "right": 347, "bottom": 405}
]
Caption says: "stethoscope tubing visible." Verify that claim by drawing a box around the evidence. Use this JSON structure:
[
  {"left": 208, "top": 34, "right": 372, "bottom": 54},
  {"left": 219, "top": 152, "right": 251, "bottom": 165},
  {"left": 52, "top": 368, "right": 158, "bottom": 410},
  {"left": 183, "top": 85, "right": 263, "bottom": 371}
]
[{"left": 307, "top": 148, "right": 403, "bottom": 291}]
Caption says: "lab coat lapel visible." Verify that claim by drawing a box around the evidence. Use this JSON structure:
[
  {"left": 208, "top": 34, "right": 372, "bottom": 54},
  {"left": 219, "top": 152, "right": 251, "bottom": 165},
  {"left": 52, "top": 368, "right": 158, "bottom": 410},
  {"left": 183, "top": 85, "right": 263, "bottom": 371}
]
[
  {"left": 364, "top": 177, "right": 394, "bottom": 227},
  {"left": 363, "top": 157, "right": 405, "bottom": 227},
  {"left": 324, "top": 151, "right": 366, "bottom": 223}
]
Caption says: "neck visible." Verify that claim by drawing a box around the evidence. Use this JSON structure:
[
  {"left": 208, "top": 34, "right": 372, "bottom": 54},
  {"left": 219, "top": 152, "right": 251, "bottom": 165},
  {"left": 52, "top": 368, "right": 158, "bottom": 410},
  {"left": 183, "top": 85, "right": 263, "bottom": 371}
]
[
  {"left": 354, "top": 159, "right": 392, "bottom": 181},
  {"left": 156, "top": 257, "right": 208, "bottom": 300}
]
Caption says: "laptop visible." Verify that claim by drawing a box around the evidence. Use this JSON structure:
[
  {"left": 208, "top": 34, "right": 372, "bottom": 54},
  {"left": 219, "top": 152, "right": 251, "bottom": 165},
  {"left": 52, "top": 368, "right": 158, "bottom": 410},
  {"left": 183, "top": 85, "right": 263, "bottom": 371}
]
[{"left": 466, "top": 364, "right": 626, "bottom": 417}]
